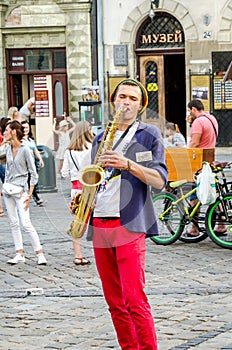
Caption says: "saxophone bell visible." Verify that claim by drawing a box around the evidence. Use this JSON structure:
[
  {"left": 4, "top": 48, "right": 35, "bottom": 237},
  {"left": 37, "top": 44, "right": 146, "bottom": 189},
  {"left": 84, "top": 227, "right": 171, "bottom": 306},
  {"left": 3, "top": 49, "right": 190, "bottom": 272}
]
[{"left": 79, "top": 165, "right": 105, "bottom": 187}]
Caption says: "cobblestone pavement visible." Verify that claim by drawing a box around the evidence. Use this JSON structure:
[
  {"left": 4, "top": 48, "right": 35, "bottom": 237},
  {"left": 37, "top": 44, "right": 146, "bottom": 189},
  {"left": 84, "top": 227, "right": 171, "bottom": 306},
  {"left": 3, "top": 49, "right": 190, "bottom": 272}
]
[{"left": 0, "top": 148, "right": 232, "bottom": 350}]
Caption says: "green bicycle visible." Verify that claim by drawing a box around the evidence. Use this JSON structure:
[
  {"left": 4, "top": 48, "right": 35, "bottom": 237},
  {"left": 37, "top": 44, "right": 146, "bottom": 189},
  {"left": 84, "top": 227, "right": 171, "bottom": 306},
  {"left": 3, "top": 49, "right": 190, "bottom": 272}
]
[{"left": 151, "top": 161, "right": 232, "bottom": 249}]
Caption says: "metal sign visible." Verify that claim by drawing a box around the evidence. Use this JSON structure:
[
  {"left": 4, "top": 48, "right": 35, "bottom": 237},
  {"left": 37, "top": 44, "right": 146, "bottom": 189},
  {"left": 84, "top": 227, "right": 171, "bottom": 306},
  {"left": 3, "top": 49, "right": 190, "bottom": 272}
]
[{"left": 113, "top": 45, "right": 128, "bottom": 66}]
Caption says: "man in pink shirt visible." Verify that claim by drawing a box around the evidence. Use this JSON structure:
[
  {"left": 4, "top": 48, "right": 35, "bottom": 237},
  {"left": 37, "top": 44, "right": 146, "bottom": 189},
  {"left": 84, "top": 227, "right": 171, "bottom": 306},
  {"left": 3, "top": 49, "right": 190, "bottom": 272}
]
[
  {"left": 187, "top": 99, "right": 218, "bottom": 148},
  {"left": 185, "top": 99, "right": 223, "bottom": 237}
]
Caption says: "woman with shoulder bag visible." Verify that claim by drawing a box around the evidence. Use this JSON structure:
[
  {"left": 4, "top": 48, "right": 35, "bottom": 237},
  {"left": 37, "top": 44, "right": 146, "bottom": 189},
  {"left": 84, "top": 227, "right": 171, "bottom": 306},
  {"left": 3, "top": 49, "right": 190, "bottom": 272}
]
[{"left": 2, "top": 120, "right": 47, "bottom": 265}]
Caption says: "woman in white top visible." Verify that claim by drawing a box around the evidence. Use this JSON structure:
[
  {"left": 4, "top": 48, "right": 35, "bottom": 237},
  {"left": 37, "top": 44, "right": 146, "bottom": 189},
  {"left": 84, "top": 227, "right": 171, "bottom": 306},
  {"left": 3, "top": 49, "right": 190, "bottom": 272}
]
[
  {"left": 61, "top": 121, "right": 94, "bottom": 265},
  {"left": 3, "top": 120, "right": 47, "bottom": 265}
]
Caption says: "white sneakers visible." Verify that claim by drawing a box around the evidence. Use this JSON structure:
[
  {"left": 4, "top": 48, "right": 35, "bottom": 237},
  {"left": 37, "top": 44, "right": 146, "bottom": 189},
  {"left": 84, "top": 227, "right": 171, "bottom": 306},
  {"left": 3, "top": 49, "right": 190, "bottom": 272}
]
[
  {"left": 37, "top": 253, "right": 47, "bottom": 265},
  {"left": 7, "top": 253, "right": 25, "bottom": 265},
  {"left": 7, "top": 252, "right": 47, "bottom": 265}
]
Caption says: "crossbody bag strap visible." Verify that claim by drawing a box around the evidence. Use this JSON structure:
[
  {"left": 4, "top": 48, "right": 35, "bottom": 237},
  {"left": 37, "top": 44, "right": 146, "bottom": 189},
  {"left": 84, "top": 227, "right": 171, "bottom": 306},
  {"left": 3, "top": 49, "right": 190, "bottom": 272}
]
[
  {"left": 200, "top": 114, "right": 218, "bottom": 137},
  {"left": 69, "top": 150, "right": 79, "bottom": 171}
]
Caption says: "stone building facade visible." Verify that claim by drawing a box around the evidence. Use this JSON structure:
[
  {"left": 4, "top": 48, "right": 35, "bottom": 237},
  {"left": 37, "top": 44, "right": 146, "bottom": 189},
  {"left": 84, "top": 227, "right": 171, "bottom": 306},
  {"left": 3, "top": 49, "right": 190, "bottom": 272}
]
[
  {"left": 1, "top": 0, "right": 232, "bottom": 146},
  {"left": 0, "top": 0, "right": 92, "bottom": 147},
  {"left": 102, "top": 0, "right": 232, "bottom": 146}
]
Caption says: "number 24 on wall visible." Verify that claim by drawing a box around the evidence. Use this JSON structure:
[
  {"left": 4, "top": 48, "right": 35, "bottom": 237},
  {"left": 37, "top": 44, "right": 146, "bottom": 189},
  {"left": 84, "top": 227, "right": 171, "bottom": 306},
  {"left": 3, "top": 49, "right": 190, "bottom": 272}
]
[{"left": 203, "top": 31, "right": 212, "bottom": 39}]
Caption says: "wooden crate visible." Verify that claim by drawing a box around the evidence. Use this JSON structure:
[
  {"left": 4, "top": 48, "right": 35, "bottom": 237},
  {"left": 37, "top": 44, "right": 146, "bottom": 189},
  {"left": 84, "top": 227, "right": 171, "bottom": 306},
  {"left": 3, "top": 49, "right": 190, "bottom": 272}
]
[{"left": 166, "top": 148, "right": 215, "bottom": 182}]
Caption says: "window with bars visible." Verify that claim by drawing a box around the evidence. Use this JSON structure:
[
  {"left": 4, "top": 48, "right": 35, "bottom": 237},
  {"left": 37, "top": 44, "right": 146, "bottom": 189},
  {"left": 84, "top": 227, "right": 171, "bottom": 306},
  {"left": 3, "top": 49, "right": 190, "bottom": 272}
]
[
  {"left": 137, "top": 12, "right": 185, "bottom": 49},
  {"left": 145, "top": 61, "right": 159, "bottom": 117}
]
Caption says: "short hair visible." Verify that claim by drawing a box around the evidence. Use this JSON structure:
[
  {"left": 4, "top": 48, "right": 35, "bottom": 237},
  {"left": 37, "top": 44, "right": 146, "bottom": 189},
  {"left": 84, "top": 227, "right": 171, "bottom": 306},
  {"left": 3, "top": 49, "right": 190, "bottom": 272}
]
[
  {"left": 6, "top": 120, "right": 24, "bottom": 140},
  {"left": 188, "top": 99, "right": 204, "bottom": 111},
  {"left": 0, "top": 117, "right": 11, "bottom": 134}
]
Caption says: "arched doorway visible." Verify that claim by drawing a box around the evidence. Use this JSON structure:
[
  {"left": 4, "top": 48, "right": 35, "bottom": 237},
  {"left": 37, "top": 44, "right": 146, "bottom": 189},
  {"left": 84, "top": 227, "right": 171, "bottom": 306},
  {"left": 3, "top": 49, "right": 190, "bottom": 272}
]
[{"left": 136, "top": 12, "right": 186, "bottom": 137}]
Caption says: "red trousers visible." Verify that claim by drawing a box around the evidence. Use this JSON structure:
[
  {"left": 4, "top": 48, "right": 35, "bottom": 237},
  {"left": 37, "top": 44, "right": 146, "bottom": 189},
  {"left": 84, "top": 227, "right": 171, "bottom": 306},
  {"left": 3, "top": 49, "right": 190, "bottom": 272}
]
[{"left": 93, "top": 218, "right": 158, "bottom": 350}]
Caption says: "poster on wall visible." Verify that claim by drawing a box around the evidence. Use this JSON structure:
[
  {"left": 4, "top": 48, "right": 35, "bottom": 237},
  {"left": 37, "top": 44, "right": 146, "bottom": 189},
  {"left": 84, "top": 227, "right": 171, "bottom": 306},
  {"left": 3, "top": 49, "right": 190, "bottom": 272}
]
[
  {"left": 213, "top": 74, "right": 232, "bottom": 110},
  {"left": 34, "top": 76, "right": 49, "bottom": 117},
  {"left": 190, "top": 74, "right": 210, "bottom": 112}
]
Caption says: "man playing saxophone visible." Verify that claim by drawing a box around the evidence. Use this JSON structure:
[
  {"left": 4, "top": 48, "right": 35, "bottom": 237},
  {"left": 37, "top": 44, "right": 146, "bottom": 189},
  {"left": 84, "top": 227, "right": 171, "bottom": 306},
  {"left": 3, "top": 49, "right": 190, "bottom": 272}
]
[{"left": 87, "top": 78, "right": 168, "bottom": 350}]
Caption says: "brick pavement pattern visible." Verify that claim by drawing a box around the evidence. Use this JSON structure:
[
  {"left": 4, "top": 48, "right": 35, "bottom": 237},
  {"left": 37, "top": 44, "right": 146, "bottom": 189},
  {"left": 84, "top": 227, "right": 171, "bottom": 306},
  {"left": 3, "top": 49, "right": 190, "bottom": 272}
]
[{"left": 0, "top": 148, "right": 232, "bottom": 349}]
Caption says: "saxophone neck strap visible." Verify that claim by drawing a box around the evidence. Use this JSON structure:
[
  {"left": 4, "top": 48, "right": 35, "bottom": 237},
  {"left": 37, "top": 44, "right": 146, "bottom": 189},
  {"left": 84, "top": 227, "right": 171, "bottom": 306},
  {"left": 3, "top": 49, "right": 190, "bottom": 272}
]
[{"left": 112, "top": 121, "right": 135, "bottom": 151}]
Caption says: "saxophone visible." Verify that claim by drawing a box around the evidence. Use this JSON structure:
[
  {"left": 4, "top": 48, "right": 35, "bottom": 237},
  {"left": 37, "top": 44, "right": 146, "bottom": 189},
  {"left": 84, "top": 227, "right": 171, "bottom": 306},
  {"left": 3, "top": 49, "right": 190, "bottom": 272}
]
[{"left": 67, "top": 106, "right": 124, "bottom": 239}]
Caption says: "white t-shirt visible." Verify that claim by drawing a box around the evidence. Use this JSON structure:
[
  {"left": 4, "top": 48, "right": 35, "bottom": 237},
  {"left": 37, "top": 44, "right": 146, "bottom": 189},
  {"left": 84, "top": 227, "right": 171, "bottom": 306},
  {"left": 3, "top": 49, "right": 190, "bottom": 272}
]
[
  {"left": 94, "top": 122, "right": 138, "bottom": 218},
  {"left": 19, "top": 97, "right": 35, "bottom": 116},
  {"left": 61, "top": 143, "right": 92, "bottom": 181}
]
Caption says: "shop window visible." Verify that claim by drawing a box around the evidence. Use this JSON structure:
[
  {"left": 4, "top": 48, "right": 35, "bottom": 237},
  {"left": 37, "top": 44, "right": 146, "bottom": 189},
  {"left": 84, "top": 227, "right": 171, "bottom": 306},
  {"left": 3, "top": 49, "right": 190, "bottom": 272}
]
[
  {"left": 54, "top": 51, "right": 66, "bottom": 69},
  {"left": 25, "top": 49, "right": 52, "bottom": 71}
]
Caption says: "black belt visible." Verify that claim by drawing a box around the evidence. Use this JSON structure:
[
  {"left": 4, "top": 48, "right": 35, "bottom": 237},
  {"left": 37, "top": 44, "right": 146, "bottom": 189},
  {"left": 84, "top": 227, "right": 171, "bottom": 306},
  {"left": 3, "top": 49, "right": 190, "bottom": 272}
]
[{"left": 98, "top": 217, "right": 120, "bottom": 222}]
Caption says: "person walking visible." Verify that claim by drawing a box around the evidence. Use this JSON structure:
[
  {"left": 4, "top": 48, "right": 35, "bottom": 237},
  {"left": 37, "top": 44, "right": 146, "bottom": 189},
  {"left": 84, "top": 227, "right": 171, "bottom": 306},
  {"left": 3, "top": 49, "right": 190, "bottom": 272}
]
[
  {"left": 21, "top": 120, "right": 45, "bottom": 206},
  {"left": 61, "top": 121, "right": 94, "bottom": 266},
  {"left": 87, "top": 78, "right": 168, "bottom": 349},
  {"left": 53, "top": 116, "right": 76, "bottom": 177},
  {"left": 2, "top": 120, "right": 47, "bottom": 265}
]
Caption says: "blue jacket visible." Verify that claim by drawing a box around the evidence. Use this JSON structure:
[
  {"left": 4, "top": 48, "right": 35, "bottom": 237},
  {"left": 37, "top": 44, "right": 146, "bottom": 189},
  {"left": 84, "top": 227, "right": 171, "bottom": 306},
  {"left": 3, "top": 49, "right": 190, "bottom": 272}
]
[{"left": 87, "top": 121, "right": 168, "bottom": 239}]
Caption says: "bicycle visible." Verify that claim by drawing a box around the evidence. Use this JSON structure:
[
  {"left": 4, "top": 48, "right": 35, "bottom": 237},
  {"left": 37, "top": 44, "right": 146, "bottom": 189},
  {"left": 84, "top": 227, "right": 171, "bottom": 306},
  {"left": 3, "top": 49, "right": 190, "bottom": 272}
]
[
  {"left": 179, "top": 161, "right": 232, "bottom": 244},
  {"left": 151, "top": 161, "right": 232, "bottom": 248},
  {"left": 151, "top": 180, "right": 207, "bottom": 245}
]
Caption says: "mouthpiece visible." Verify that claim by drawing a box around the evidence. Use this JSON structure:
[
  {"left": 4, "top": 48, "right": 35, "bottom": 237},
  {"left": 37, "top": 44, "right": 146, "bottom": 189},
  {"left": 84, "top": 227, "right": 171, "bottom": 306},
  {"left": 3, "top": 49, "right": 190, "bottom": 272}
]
[{"left": 118, "top": 105, "right": 126, "bottom": 113}]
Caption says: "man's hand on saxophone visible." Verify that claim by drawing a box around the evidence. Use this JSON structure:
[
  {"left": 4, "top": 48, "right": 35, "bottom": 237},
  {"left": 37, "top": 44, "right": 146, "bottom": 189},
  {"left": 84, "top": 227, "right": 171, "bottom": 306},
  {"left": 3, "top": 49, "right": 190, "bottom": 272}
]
[
  {"left": 99, "top": 149, "right": 165, "bottom": 188},
  {"left": 99, "top": 150, "right": 128, "bottom": 170}
]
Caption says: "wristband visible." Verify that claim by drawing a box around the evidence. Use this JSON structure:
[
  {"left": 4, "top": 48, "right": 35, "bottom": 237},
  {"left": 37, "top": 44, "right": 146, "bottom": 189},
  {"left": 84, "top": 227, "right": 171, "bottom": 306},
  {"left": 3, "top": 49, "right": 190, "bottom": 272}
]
[{"left": 125, "top": 159, "right": 131, "bottom": 172}]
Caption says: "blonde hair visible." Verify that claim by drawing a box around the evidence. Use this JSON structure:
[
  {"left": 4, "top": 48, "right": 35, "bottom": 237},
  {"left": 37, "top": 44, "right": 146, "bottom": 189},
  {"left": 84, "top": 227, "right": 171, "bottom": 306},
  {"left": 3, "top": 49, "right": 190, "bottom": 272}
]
[
  {"left": 7, "top": 106, "right": 18, "bottom": 119},
  {"left": 68, "top": 121, "right": 94, "bottom": 151}
]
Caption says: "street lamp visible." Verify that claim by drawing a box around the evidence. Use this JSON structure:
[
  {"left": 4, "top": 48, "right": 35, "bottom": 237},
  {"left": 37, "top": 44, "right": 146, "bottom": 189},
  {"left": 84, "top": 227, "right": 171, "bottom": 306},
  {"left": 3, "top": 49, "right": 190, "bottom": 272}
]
[{"left": 149, "top": 0, "right": 160, "bottom": 20}]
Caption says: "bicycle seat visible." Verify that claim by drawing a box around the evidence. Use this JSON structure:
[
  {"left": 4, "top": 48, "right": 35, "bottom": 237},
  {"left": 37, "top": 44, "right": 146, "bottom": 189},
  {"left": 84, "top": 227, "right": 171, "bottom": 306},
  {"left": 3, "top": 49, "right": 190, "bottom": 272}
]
[
  {"left": 169, "top": 179, "right": 188, "bottom": 189},
  {"left": 212, "top": 161, "right": 231, "bottom": 169}
]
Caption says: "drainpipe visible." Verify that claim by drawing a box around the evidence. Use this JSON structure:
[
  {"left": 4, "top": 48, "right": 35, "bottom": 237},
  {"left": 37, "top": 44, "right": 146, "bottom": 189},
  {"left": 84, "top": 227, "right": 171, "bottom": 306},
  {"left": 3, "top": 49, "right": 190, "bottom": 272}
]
[{"left": 96, "top": 0, "right": 105, "bottom": 124}]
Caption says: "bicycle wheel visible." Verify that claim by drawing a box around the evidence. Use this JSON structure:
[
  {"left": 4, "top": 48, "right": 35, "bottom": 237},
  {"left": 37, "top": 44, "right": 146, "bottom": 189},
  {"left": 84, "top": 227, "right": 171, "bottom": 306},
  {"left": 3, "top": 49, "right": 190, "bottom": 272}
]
[
  {"left": 163, "top": 182, "right": 208, "bottom": 243},
  {"left": 150, "top": 192, "right": 184, "bottom": 245},
  {"left": 179, "top": 202, "right": 209, "bottom": 243},
  {"left": 206, "top": 193, "right": 232, "bottom": 249}
]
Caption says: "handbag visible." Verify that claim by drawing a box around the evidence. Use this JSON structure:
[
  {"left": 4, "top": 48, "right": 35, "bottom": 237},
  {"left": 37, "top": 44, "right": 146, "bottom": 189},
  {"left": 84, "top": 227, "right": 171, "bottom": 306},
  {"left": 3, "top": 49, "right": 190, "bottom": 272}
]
[
  {"left": 196, "top": 162, "right": 216, "bottom": 205},
  {"left": 2, "top": 183, "right": 24, "bottom": 198}
]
